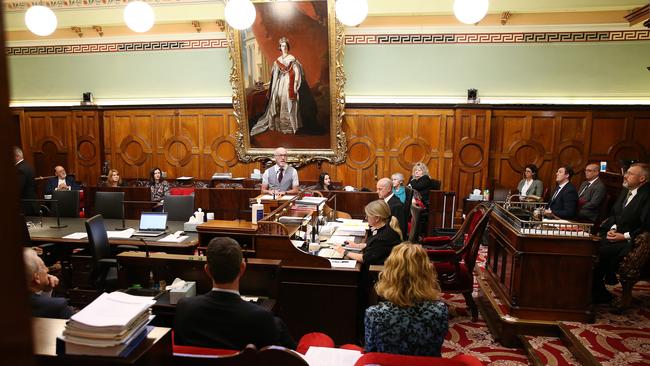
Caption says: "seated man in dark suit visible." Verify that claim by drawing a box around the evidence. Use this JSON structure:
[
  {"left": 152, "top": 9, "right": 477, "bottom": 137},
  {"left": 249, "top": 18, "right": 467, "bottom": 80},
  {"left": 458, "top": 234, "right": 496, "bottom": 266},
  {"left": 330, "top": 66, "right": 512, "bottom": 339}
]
[
  {"left": 544, "top": 165, "right": 578, "bottom": 220},
  {"left": 45, "top": 165, "right": 80, "bottom": 195},
  {"left": 174, "top": 237, "right": 296, "bottom": 350},
  {"left": 576, "top": 163, "right": 607, "bottom": 222},
  {"left": 376, "top": 177, "right": 407, "bottom": 238},
  {"left": 24, "top": 248, "right": 73, "bottom": 319},
  {"left": 593, "top": 163, "right": 650, "bottom": 303}
]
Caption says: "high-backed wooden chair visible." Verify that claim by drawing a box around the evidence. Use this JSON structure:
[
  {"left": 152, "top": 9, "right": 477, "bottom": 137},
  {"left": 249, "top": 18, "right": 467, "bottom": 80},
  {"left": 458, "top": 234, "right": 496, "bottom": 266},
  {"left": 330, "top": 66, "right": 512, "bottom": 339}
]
[{"left": 422, "top": 203, "right": 487, "bottom": 249}]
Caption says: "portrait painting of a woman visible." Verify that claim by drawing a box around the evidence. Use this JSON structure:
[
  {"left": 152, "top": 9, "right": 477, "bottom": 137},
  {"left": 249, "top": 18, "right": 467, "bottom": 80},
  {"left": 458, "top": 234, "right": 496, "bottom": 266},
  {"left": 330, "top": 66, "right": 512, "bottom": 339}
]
[
  {"left": 240, "top": 0, "right": 331, "bottom": 150},
  {"left": 250, "top": 37, "right": 318, "bottom": 136}
]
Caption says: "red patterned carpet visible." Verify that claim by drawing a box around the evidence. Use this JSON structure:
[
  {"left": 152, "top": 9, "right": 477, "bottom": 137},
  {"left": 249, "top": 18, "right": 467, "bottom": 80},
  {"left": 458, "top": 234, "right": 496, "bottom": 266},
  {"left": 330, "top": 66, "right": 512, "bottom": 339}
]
[
  {"left": 439, "top": 247, "right": 532, "bottom": 365},
  {"left": 441, "top": 247, "right": 650, "bottom": 365}
]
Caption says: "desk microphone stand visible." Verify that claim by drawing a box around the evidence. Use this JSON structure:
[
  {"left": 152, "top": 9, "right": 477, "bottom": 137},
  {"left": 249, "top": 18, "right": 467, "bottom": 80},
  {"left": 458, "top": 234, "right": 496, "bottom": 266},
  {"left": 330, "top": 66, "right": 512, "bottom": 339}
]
[{"left": 22, "top": 198, "right": 67, "bottom": 229}]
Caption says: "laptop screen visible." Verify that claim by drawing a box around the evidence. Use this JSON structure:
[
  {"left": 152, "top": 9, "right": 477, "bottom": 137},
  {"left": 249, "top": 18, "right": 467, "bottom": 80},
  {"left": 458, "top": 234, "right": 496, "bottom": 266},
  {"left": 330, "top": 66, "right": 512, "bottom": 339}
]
[{"left": 139, "top": 212, "right": 168, "bottom": 231}]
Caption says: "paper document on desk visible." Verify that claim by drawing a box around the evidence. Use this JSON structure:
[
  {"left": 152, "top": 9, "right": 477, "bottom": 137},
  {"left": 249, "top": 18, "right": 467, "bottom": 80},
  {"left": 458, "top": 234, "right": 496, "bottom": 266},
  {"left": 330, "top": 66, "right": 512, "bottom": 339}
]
[
  {"left": 325, "top": 235, "right": 355, "bottom": 245},
  {"left": 291, "top": 240, "right": 305, "bottom": 248},
  {"left": 260, "top": 194, "right": 295, "bottom": 201},
  {"left": 158, "top": 234, "right": 189, "bottom": 243},
  {"left": 542, "top": 219, "right": 571, "bottom": 224},
  {"left": 303, "top": 346, "right": 362, "bottom": 366},
  {"left": 107, "top": 228, "right": 135, "bottom": 239},
  {"left": 329, "top": 259, "right": 357, "bottom": 269},
  {"left": 63, "top": 232, "right": 87, "bottom": 240}
]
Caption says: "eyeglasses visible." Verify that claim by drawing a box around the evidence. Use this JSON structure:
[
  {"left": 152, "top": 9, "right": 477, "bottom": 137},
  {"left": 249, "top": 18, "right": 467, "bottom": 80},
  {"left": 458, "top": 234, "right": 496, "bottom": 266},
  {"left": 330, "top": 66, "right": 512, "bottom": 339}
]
[{"left": 275, "top": 154, "right": 287, "bottom": 158}]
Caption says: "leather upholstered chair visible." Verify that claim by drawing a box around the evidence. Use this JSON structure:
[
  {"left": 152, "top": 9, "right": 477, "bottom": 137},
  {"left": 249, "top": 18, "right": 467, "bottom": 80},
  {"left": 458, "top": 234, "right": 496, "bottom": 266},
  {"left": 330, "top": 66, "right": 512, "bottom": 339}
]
[
  {"left": 85, "top": 214, "right": 118, "bottom": 291},
  {"left": 163, "top": 194, "right": 195, "bottom": 222},
  {"left": 52, "top": 189, "right": 80, "bottom": 218},
  {"left": 94, "top": 191, "right": 125, "bottom": 220}
]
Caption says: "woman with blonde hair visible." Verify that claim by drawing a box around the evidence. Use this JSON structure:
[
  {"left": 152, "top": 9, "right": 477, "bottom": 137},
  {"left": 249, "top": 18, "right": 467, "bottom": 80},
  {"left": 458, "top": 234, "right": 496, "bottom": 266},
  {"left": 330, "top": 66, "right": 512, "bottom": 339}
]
[
  {"left": 407, "top": 162, "right": 439, "bottom": 206},
  {"left": 365, "top": 243, "right": 448, "bottom": 356},
  {"left": 105, "top": 169, "right": 125, "bottom": 187},
  {"left": 333, "top": 200, "right": 402, "bottom": 265}
]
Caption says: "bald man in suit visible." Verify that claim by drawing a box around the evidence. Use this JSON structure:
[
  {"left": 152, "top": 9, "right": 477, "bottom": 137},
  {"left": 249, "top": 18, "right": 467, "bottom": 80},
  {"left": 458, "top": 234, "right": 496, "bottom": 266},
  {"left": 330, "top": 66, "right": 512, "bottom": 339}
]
[
  {"left": 592, "top": 163, "right": 650, "bottom": 303},
  {"left": 576, "top": 163, "right": 607, "bottom": 222}
]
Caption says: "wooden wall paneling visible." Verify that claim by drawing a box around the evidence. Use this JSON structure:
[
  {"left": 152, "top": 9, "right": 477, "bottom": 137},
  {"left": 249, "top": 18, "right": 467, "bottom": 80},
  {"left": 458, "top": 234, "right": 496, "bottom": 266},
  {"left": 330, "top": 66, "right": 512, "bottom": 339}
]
[
  {"left": 342, "top": 111, "right": 383, "bottom": 189},
  {"left": 489, "top": 111, "right": 532, "bottom": 194},
  {"left": 451, "top": 109, "right": 491, "bottom": 202},
  {"left": 590, "top": 111, "right": 650, "bottom": 174},
  {"left": 416, "top": 110, "right": 454, "bottom": 188},
  {"left": 554, "top": 111, "right": 590, "bottom": 187},
  {"left": 23, "top": 111, "right": 72, "bottom": 178},
  {"left": 153, "top": 109, "right": 198, "bottom": 178},
  {"left": 71, "top": 110, "right": 101, "bottom": 186},
  {"left": 103, "top": 110, "right": 155, "bottom": 180}
]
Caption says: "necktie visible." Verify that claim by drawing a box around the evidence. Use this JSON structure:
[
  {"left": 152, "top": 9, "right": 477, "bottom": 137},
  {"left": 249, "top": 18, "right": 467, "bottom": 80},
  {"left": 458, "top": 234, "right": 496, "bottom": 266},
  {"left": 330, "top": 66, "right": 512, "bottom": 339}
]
[
  {"left": 578, "top": 182, "right": 590, "bottom": 197},
  {"left": 278, "top": 167, "right": 284, "bottom": 183},
  {"left": 551, "top": 186, "right": 561, "bottom": 202},
  {"left": 624, "top": 190, "right": 633, "bottom": 207}
]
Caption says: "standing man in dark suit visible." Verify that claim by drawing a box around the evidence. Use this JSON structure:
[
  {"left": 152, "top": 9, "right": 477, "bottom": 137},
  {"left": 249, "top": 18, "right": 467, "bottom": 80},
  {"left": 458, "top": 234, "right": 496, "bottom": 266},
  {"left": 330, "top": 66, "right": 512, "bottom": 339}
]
[
  {"left": 174, "top": 237, "right": 296, "bottom": 350},
  {"left": 544, "top": 165, "right": 578, "bottom": 220},
  {"left": 576, "top": 163, "right": 607, "bottom": 222},
  {"left": 45, "top": 165, "right": 80, "bottom": 195},
  {"left": 593, "top": 163, "right": 650, "bottom": 303},
  {"left": 377, "top": 177, "right": 407, "bottom": 239},
  {"left": 24, "top": 248, "right": 73, "bottom": 319},
  {"left": 14, "top": 146, "right": 38, "bottom": 215}
]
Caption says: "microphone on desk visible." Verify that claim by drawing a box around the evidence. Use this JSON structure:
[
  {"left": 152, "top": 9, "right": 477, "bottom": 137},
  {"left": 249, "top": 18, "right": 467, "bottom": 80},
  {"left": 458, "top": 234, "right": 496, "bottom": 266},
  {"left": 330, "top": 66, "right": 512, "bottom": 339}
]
[{"left": 138, "top": 237, "right": 150, "bottom": 258}]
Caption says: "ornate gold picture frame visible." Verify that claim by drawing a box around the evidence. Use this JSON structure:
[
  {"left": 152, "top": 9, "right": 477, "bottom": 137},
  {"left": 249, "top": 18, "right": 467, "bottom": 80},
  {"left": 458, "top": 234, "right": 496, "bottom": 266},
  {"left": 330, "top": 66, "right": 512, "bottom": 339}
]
[{"left": 225, "top": 0, "right": 346, "bottom": 166}]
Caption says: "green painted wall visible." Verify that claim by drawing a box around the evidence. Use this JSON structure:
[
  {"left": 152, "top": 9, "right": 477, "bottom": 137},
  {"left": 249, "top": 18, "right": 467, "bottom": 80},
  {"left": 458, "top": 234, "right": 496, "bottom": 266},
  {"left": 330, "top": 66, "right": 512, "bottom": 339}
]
[{"left": 8, "top": 40, "right": 650, "bottom": 103}]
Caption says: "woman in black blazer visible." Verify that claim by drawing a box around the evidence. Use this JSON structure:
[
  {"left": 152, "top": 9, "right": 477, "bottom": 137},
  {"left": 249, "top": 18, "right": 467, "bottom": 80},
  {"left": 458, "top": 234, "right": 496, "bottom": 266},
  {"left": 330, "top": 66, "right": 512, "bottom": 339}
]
[{"left": 334, "top": 200, "right": 403, "bottom": 265}]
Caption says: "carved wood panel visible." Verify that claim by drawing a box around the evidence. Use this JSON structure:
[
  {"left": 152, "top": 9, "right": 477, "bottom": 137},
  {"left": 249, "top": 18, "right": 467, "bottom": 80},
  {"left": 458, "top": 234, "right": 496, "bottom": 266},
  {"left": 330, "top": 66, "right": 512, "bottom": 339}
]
[{"left": 17, "top": 107, "right": 650, "bottom": 209}]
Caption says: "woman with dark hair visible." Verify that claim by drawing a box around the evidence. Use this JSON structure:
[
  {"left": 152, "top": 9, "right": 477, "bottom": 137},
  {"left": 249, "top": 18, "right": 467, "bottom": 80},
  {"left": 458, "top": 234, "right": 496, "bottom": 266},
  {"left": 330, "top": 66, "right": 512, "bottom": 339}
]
[
  {"left": 517, "top": 164, "right": 543, "bottom": 198},
  {"left": 316, "top": 172, "right": 332, "bottom": 191},
  {"left": 149, "top": 167, "right": 169, "bottom": 210},
  {"left": 365, "top": 243, "right": 448, "bottom": 356},
  {"left": 333, "top": 200, "right": 402, "bottom": 265}
]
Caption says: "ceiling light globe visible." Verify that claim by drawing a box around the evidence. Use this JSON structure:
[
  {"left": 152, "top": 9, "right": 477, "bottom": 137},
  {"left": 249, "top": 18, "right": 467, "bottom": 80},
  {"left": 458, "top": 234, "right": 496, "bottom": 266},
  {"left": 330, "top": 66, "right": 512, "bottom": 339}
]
[
  {"left": 335, "top": 0, "right": 368, "bottom": 27},
  {"left": 453, "top": 0, "right": 489, "bottom": 25},
  {"left": 224, "top": 0, "right": 257, "bottom": 30},
  {"left": 124, "top": 1, "right": 155, "bottom": 33},
  {"left": 24, "top": 6, "right": 57, "bottom": 37}
]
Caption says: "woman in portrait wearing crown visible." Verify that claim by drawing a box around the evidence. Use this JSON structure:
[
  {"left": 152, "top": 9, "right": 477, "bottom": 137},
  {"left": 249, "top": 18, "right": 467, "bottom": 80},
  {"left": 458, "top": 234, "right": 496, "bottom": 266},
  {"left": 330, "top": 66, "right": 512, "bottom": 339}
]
[{"left": 250, "top": 37, "right": 318, "bottom": 136}]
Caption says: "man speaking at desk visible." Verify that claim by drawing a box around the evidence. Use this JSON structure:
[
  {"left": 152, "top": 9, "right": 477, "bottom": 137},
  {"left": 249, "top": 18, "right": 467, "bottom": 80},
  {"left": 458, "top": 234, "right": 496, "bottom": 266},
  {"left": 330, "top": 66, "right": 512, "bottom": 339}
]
[
  {"left": 45, "top": 165, "right": 79, "bottom": 195},
  {"left": 593, "top": 163, "right": 650, "bottom": 303},
  {"left": 260, "top": 147, "right": 299, "bottom": 196},
  {"left": 174, "top": 237, "right": 296, "bottom": 350}
]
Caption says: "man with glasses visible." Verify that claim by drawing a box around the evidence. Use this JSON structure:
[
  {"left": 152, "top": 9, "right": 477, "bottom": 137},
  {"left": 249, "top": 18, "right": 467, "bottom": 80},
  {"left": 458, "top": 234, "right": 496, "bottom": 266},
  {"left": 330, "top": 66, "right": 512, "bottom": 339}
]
[
  {"left": 592, "top": 163, "right": 650, "bottom": 303},
  {"left": 261, "top": 147, "right": 299, "bottom": 196},
  {"left": 576, "top": 163, "right": 607, "bottom": 222}
]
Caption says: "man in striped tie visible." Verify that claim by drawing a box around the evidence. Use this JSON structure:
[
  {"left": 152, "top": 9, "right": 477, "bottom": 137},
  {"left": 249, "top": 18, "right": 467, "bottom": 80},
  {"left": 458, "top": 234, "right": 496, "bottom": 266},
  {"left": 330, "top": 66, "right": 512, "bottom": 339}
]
[{"left": 576, "top": 163, "right": 607, "bottom": 222}]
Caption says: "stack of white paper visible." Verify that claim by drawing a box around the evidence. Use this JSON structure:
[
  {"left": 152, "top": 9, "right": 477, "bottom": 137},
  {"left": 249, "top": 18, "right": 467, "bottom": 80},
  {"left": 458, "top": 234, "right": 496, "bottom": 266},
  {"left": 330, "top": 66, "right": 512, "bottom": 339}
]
[
  {"left": 107, "top": 228, "right": 135, "bottom": 239},
  {"left": 60, "top": 291, "right": 155, "bottom": 357},
  {"left": 303, "top": 346, "right": 362, "bottom": 366}
]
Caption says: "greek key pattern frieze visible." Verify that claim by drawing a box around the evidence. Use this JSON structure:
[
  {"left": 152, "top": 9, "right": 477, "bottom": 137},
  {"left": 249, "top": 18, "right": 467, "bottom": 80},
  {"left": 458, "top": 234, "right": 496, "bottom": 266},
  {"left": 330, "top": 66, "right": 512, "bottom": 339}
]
[
  {"left": 7, "top": 38, "right": 228, "bottom": 56},
  {"left": 345, "top": 30, "right": 650, "bottom": 45}
]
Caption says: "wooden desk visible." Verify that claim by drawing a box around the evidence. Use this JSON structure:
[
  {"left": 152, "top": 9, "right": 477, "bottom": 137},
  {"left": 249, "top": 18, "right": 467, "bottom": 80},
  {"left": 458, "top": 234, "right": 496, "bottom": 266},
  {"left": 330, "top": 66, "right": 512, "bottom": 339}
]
[
  {"left": 117, "top": 252, "right": 281, "bottom": 327},
  {"left": 479, "top": 204, "right": 599, "bottom": 346},
  {"left": 27, "top": 217, "right": 198, "bottom": 254},
  {"left": 32, "top": 317, "right": 172, "bottom": 366}
]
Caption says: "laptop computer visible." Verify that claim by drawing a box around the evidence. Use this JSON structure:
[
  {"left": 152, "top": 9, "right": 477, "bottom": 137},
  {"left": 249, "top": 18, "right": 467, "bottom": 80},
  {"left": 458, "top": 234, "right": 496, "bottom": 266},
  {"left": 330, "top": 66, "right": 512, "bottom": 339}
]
[{"left": 134, "top": 212, "right": 168, "bottom": 237}]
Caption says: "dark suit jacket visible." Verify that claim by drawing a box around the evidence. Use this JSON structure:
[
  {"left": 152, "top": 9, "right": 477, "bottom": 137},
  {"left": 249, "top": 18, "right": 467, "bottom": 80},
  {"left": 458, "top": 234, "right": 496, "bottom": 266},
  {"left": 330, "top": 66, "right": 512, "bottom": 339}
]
[
  {"left": 31, "top": 293, "right": 73, "bottom": 319},
  {"left": 599, "top": 183, "right": 650, "bottom": 241},
  {"left": 576, "top": 178, "right": 607, "bottom": 222},
  {"left": 45, "top": 176, "right": 79, "bottom": 195},
  {"left": 362, "top": 225, "right": 402, "bottom": 265},
  {"left": 548, "top": 182, "right": 578, "bottom": 219},
  {"left": 174, "top": 291, "right": 283, "bottom": 350},
  {"left": 16, "top": 160, "right": 37, "bottom": 215},
  {"left": 386, "top": 195, "right": 408, "bottom": 239},
  {"left": 408, "top": 175, "right": 440, "bottom": 206}
]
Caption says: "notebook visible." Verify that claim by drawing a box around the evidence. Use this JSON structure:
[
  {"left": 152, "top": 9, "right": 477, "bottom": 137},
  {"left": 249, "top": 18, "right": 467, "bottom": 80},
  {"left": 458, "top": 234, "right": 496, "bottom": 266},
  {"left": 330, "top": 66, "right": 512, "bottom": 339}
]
[{"left": 134, "top": 212, "right": 168, "bottom": 237}]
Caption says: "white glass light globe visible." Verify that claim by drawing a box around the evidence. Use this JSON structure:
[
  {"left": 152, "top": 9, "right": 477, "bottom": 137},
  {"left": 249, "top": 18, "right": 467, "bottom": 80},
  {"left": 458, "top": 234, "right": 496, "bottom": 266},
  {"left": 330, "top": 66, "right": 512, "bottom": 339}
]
[
  {"left": 453, "top": 0, "right": 489, "bottom": 25},
  {"left": 335, "top": 0, "right": 368, "bottom": 27},
  {"left": 224, "top": 0, "right": 256, "bottom": 30},
  {"left": 124, "top": 1, "right": 155, "bottom": 33},
  {"left": 24, "top": 6, "right": 57, "bottom": 36}
]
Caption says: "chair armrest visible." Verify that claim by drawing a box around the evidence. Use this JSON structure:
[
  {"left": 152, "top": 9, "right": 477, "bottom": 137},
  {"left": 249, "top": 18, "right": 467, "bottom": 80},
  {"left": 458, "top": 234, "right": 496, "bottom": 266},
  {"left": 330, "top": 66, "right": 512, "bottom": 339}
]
[
  {"left": 422, "top": 236, "right": 452, "bottom": 244},
  {"left": 98, "top": 258, "right": 117, "bottom": 267},
  {"left": 426, "top": 249, "right": 457, "bottom": 262},
  {"left": 115, "top": 245, "right": 139, "bottom": 252}
]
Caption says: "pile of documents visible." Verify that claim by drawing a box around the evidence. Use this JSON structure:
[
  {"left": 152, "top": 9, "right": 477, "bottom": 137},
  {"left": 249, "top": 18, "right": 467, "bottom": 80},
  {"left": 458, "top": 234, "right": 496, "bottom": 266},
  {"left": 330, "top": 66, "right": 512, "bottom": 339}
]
[
  {"left": 59, "top": 291, "right": 156, "bottom": 357},
  {"left": 294, "top": 196, "right": 327, "bottom": 210}
]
